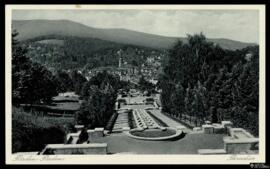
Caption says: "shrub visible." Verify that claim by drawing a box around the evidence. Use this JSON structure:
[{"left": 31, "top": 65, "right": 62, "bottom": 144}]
[{"left": 77, "top": 128, "right": 89, "bottom": 144}]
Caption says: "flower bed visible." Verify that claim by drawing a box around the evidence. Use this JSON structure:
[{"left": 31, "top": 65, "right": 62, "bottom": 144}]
[
  {"left": 130, "top": 128, "right": 176, "bottom": 138},
  {"left": 127, "top": 127, "right": 183, "bottom": 141}
]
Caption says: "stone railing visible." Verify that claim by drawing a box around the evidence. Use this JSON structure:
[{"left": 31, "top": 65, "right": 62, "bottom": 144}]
[
  {"left": 66, "top": 125, "right": 85, "bottom": 144},
  {"left": 198, "top": 127, "right": 259, "bottom": 154},
  {"left": 40, "top": 143, "right": 108, "bottom": 155},
  {"left": 223, "top": 128, "right": 259, "bottom": 154},
  {"left": 87, "top": 128, "right": 104, "bottom": 142},
  {"left": 195, "top": 121, "right": 233, "bottom": 134},
  {"left": 37, "top": 125, "right": 108, "bottom": 155}
]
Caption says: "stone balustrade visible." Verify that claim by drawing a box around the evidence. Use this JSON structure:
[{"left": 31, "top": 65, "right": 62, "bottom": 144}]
[
  {"left": 40, "top": 143, "right": 108, "bottom": 155},
  {"left": 198, "top": 127, "right": 259, "bottom": 154},
  {"left": 202, "top": 124, "right": 214, "bottom": 134},
  {"left": 198, "top": 121, "right": 233, "bottom": 134},
  {"left": 66, "top": 132, "right": 80, "bottom": 144},
  {"left": 224, "top": 128, "right": 259, "bottom": 154},
  {"left": 87, "top": 128, "right": 104, "bottom": 142}
]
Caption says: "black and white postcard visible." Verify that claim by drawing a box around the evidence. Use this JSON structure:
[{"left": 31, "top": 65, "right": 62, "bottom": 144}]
[{"left": 5, "top": 4, "right": 266, "bottom": 165}]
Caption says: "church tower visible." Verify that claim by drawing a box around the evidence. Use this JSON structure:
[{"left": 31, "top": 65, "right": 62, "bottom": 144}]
[
  {"left": 117, "top": 49, "right": 123, "bottom": 81},
  {"left": 117, "top": 49, "right": 123, "bottom": 68},
  {"left": 119, "top": 56, "right": 122, "bottom": 68}
]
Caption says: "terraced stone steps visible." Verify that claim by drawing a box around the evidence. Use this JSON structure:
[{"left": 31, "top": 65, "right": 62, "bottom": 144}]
[{"left": 112, "top": 111, "right": 130, "bottom": 132}]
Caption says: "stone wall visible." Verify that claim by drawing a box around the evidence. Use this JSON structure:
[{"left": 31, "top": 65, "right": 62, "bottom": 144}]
[
  {"left": 41, "top": 143, "right": 108, "bottom": 155},
  {"left": 87, "top": 128, "right": 104, "bottom": 142},
  {"left": 225, "top": 142, "right": 255, "bottom": 154},
  {"left": 199, "top": 121, "right": 233, "bottom": 134}
]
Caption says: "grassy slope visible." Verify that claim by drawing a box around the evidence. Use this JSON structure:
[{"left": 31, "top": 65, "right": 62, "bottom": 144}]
[{"left": 12, "top": 107, "right": 75, "bottom": 153}]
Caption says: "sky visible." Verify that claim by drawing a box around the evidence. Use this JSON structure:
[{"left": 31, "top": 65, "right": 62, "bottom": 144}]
[{"left": 12, "top": 9, "right": 259, "bottom": 43}]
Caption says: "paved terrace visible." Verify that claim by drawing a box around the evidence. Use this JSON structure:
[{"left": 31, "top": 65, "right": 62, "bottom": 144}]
[{"left": 91, "top": 133, "right": 225, "bottom": 154}]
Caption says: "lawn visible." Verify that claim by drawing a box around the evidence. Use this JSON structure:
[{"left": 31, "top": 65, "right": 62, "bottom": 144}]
[
  {"left": 130, "top": 129, "right": 176, "bottom": 138},
  {"left": 12, "top": 107, "right": 75, "bottom": 153}
]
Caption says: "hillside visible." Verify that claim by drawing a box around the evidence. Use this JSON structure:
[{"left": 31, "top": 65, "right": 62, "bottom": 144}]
[
  {"left": 12, "top": 19, "right": 256, "bottom": 50},
  {"left": 23, "top": 35, "right": 166, "bottom": 71}
]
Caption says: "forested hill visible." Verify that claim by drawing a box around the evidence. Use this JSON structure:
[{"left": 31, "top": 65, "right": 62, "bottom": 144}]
[
  {"left": 13, "top": 19, "right": 256, "bottom": 50},
  {"left": 22, "top": 35, "right": 166, "bottom": 71}
]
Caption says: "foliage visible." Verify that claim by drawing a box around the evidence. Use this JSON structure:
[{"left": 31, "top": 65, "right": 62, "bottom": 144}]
[
  {"left": 138, "top": 75, "right": 155, "bottom": 93},
  {"left": 70, "top": 70, "right": 87, "bottom": 94},
  {"left": 77, "top": 128, "right": 89, "bottom": 144},
  {"left": 12, "top": 30, "right": 58, "bottom": 105},
  {"left": 171, "top": 83, "right": 185, "bottom": 119},
  {"left": 54, "top": 70, "right": 74, "bottom": 92},
  {"left": 75, "top": 71, "right": 118, "bottom": 128},
  {"left": 159, "top": 33, "right": 259, "bottom": 135},
  {"left": 12, "top": 107, "right": 73, "bottom": 153},
  {"left": 23, "top": 35, "right": 166, "bottom": 71}
]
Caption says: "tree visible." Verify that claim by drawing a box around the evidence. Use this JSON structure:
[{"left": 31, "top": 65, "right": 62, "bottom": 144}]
[
  {"left": 12, "top": 30, "right": 31, "bottom": 105},
  {"left": 171, "top": 83, "right": 185, "bottom": 119},
  {"left": 231, "top": 52, "right": 259, "bottom": 136},
  {"left": 192, "top": 81, "right": 208, "bottom": 125},
  {"left": 209, "top": 66, "right": 230, "bottom": 122},
  {"left": 76, "top": 84, "right": 117, "bottom": 128},
  {"left": 138, "top": 75, "right": 155, "bottom": 93},
  {"left": 159, "top": 32, "right": 259, "bottom": 135},
  {"left": 88, "top": 70, "right": 120, "bottom": 90},
  {"left": 12, "top": 30, "right": 58, "bottom": 105},
  {"left": 81, "top": 81, "right": 92, "bottom": 100},
  {"left": 55, "top": 70, "right": 74, "bottom": 93},
  {"left": 186, "top": 33, "right": 214, "bottom": 85},
  {"left": 70, "top": 70, "right": 87, "bottom": 95},
  {"left": 76, "top": 71, "right": 118, "bottom": 128},
  {"left": 184, "top": 83, "right": 193, "bottom": 123},
  {"left": 159, "top": 73, "right": 175, "bottom": 114}
]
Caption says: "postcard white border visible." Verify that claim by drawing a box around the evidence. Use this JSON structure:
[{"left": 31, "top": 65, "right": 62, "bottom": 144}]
[{"left": 5, "top": 4, "right": 266, "bottom": 164}]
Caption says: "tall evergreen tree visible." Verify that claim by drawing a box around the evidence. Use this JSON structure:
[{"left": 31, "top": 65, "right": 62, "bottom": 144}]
[
  {"left": 12, "top": 30, "right": 58, "bottom": 105},
  {"left": 184, "top": 83, "right": 194, "bottom": 123},
  {"left": 171, "top": 83, "right": 185, "bottom": 119},
  {"left": 71, "top": 70, "right": 87, "bottom": 95}
]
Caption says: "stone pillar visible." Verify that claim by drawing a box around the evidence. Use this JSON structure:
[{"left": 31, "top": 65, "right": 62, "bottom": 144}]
[
  {"left": 115, "top": 102, "right": 119, "bottom": 110},
  {"left": 95, "top": 128, "right": 104, "bottom": 137},
  {"left": 74, "top": 125, "right": 84, "bottom": 132},
  {"left": 221, "top": 121, "right": 233, "bottom": 134},
  {"left": 202, "top": 124, "right": 214, "bottom": 134},
  {"left": 87, "top": 130, "right": 95, "bottom": 142},
  {"left": 205, "top": 121, "right": 211, "bottom": 125}
]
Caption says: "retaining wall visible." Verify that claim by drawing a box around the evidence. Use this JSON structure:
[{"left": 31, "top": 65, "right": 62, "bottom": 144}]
[{"left": 40, "top": 143, "right": 108, "bottom": 155}]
